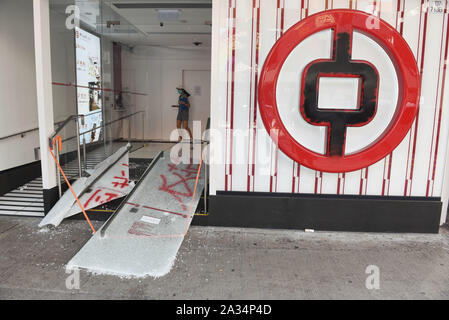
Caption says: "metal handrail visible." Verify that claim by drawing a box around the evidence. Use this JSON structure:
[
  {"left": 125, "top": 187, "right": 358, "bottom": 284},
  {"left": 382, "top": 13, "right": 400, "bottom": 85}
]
[
  {"left": 49, "top": 109, "right": 104, "bottom": 146},
  {"left": 0, "top": 127, "right": 39, "bottom": 141},
  {"left": 49, "top": 115, "right": 77, "bottom": 145},
  {"left": 60, "top": 111, "right": 145, "bottom": 143},
  {"left": 0, "top": 116, "right": 77, "bottom": 141},
  {"left": 48, "top": 109, "right": 146, "bottom": 194}
]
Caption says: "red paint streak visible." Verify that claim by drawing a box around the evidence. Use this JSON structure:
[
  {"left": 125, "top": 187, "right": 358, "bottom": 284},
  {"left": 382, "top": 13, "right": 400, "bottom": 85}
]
[
  {"left": 251, "top": 1, "right": 261, "bottom": 192},
  {"left": 280, "top": 0, "right": 285, "bottom": 36},
  {"left": 247, "top": 0, "right": 257, "bottom": 192},
  {"left": 128, "top": 221, "right": 154, "bottom": 237},
  {"left": 382, "top": 0, "right": 404, "bottom": 196},
  {"left": 407, "top": 1, "right": 428, "bottom": 196},
  {"left": 112, "top": 174, "right": 130, "bottom": 189},
  {"left": 103, "top": 193, "right": 119, "bottom": 202},
  {"left": 359, "top": 169, "right": 365, "bottom": 195},
  {"left": 381, "top": 154, "right": 390, "bottom": 196},
  {"left": 142, "top": 205, "right": 188, "bottom": 219},
  {"left": 404, "top": 0, "right": 425, "bottom": 196},
  {"left": 337, "top": 174, "right": 342, "bottom": 194},
  {"left": 159, "top": 164, "right": 199, "bottom": 211},
  {"left": 364, "top": 167, "right": 369, "bottom": 195},
  {"left": 426, "top": 14, "right": 447, "bottom": 195},
  {"left": 270, "top": 0, "right": 282, "bottom": 193},
  {"left": 126, "top": 202, "right": 189, "bottom": 219},
  {"left": 291, "top": 164, "right": 296, "bottom": 193},
  {"left": 386, "top": 154, "right": 393, "bottom": 195},
  {"left": 357, "top": 0, "right": 380, "bottom": 196},
  {"left": 292, "top": 0, "right": 307, "bottom": 193},
  {"left": 428, "top": 4, "right": 449, "bottom": 196},
  {"left": 381, "top": 165, "right": 387, "bottom": 196},
  {"left": 399, "top": 0, "right": 405, "bottom": 35},
  {"left": 228, "top": 4, "right": 237, "bottom": 191},
  {"left": 168, "top": 163, "right": 198, "bottom": 177},
  {"left": 84, "top": 189, "right": 119, "bottom": 208},
  {"left": 127, "top": 202, "right": 140, "bottom": 207},
  {"left": 224, "top": 1, "right": 232, "bottom": 191},
  {"left": 84, "top": 189, "right": 101, "bottom": 208}
]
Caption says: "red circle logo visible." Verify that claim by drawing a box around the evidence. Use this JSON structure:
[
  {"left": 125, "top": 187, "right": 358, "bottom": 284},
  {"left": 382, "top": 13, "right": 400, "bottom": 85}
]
[{"left": 258, "top": 9, "right": 420, "bottom": 173}]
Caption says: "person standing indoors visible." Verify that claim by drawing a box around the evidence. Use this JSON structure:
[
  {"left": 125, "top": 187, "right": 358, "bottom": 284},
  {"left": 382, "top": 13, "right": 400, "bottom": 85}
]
[{"left": 175, "top": 86, "right": 193, "bottom": 141}]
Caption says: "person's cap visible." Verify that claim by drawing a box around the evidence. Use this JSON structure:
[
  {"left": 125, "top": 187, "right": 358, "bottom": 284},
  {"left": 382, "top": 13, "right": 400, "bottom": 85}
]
[{"left": 176, "top": 86, "right": 184, "bottom": 90}]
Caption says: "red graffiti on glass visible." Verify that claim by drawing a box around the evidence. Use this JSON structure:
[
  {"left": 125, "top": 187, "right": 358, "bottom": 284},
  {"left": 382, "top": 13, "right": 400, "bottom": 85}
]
[{"left": 159, "top": 164, "right": 199, "bottom": 211}]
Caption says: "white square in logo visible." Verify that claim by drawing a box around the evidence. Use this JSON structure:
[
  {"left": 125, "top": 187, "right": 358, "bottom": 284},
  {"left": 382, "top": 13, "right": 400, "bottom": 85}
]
[{"left": 318, "top": 77, "right": 361, "bottom": 110}]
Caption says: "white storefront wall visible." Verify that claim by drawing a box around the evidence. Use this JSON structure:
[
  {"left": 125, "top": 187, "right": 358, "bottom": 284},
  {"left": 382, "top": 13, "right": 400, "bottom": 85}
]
[{"left": 210, "top": 0, "right": 449, "bottom": 225}]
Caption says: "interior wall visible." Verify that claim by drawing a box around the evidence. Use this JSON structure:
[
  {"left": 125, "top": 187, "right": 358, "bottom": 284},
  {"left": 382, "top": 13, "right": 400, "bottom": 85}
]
[
  {"left": 121, "top": 46, "right": 211, "bottom": 140},
  {"left": 50, "top": 10, "right": 76, "bottom": 124},
  {"left": 0, "top": 0, "right": 39, "bottom": 171},
  {"left": 100, "top": 36, "right": 119, "bottom": 146},
  {"left": 50, "top": 8, "right": 118, "bottom": 154},
  {"left": 49, "top": 9, "right": 78, "bottom": 155},
  {"left": 0, "top": 1, "right": 121, "bottom": 172}
]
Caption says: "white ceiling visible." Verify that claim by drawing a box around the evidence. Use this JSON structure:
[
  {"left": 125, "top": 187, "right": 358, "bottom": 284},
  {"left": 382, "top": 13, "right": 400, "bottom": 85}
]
[{"left": 50, "top": 0, "right": 212, "bottom": 47}]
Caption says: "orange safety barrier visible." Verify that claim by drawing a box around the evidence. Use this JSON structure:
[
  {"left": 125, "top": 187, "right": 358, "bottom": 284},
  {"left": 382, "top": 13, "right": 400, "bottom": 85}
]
[{"left": 49, "top": 136, "right": 96, "bottom": 234}]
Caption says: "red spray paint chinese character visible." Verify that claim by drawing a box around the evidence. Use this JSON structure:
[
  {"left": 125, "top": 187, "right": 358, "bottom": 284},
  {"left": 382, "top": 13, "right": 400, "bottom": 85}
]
[
  {"left": 159, "top": 164, "right": 200, "bottom": 211},
  {"left": 112, "top": 170, "right": 130, "bottom": 189},
  {"left": 84, "top": 188, "right": 119, "bottom": 207}
]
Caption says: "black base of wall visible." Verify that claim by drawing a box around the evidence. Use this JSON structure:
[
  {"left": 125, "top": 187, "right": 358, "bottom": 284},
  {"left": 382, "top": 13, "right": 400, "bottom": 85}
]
[
  {"left": 0, "top": 161, "right": 42, "bottom": 196},
  {"left": 192, "top": 191, "right": 442, "bottom": 234},
  {"left": 0, "top": 142, "right": 106, "bottom": 198},
  {"left": 70, "top": 211, "right": 113, "bottom": 222},
  {"left": 43, "top": 187, "right": 60, "bottom": 214}
]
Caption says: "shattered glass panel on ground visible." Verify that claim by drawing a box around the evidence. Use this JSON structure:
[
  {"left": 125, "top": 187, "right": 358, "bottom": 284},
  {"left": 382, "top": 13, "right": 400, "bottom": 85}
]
[{"left": 67, "top": 151, "right": 205, "bottom": 278}]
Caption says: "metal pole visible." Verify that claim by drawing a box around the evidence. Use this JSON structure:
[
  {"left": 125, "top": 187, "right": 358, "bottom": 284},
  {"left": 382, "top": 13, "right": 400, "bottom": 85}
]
[
  {"left": 204, "top": 158, "right": 208, "bottom": 214},
  {"left": 128, "top": 117, "right": 131, "bottom": 142},
  {"left": 55, "top": 142, "right": 62, "bottom": 198},
  {"left": 103, "top": 108, "right": 107, "bottom": 154},
  {"left": 142, "top": 113, "right": 145, "bottom": 146},
  {"left": 75, "top": 118, "right": 82, "bottom": 178},
  {"left": 83, "top": 135, "right": 87, "bottom": 172}
]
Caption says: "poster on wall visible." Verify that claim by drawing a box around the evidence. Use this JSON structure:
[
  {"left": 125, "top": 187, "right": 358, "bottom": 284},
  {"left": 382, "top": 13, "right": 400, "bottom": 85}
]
[{"left": 75, "top": 27, "right": 102, "bottom": 144}]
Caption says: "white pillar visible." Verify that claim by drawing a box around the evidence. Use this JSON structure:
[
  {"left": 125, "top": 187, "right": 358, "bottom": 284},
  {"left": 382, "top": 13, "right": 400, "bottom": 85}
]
[{"left": 33, "top": 0, "right": 56, "bottom": 193}]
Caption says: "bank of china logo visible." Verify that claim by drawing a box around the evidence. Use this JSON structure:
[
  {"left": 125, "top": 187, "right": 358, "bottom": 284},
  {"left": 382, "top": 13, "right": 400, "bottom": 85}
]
[{"left": 258, "top": 10, "right": 420, "bottom": 173}]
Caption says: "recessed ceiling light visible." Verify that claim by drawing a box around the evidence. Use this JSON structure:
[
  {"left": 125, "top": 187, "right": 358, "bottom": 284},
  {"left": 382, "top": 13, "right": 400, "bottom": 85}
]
[{"left": 157, "top": 9, "right": 180, "bottom": 22}]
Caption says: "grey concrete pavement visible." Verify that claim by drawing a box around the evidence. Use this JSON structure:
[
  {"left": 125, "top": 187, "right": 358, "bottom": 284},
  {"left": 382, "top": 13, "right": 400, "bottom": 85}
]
[{"left": 0, "top": 215, "right": 448, "bottom": 299}]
